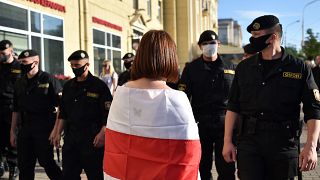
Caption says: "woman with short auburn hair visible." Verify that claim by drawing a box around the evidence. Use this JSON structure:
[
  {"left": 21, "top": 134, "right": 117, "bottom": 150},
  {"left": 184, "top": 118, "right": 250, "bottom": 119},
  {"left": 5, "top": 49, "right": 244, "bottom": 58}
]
[
  {"left": 103, "top": 30, "right": 201, "bottom": 180},
  {"left": 131, "top": 30, "right": 179, "bottom": 83}
]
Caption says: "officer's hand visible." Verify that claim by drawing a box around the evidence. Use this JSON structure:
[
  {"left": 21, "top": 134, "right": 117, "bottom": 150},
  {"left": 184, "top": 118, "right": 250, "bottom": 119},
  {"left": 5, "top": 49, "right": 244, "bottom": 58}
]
[
  {"left": 299, "top": 145, "right": 318, "bottom": 171},
  {"left": 53, "top": 134, "right": 61, "bottom": 148},
  {"left": 49, "top": 129, "right": 56, "bottom": 144},
  {"left": 10, "top": 130, "right": 17, "bottom": 148},
  {"left": 93, "top": 129, "right": 105, "bottom": 148},
  {"left": 222, "top": 142, "right": 237, "bottom": 163}
]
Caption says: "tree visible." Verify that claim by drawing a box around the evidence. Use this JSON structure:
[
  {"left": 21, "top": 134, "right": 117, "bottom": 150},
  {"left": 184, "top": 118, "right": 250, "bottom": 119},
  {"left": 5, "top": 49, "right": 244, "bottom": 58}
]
[{"left": 302, "top": 28, "right": 320, "bottom": 60}]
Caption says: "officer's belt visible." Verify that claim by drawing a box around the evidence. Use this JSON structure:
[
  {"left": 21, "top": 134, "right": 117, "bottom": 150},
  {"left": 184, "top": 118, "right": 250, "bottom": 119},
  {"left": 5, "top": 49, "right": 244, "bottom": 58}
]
[{"left": 242, "top": 116, "right": 292, "bottom": 131}]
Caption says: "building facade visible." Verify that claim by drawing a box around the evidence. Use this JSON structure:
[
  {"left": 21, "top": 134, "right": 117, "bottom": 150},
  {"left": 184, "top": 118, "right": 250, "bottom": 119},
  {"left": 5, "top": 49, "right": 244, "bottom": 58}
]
[
  {"left": 218, "top": 18, "right": 242, "bottom": 47},
  {"left": 0, "top": 0, "right": 218, "bottom": 76}
]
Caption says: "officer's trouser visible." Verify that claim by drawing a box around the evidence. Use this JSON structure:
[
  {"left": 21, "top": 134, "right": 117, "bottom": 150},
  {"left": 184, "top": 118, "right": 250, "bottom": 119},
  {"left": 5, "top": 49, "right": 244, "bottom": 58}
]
[
  {"left": 62, "top": 135, "right": 104, "bottom": 180},
  {"left": 237, "top": 120, "right": 298, "bottom": 180},
  {"left": 17, "top": 126, "right": 62, "bottom": 180},
  {"left": 0, "top": 111, "right": 17, "bottom": 167},
  {"left": 198, "top": 123, "right": 236, "bottom": 180}
]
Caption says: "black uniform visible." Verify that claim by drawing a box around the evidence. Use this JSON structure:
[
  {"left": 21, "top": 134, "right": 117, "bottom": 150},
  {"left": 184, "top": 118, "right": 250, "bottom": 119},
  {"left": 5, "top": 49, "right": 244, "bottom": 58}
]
[
  {"left": 0, "top": 59, "right": 20, "bottom": 174},
  {"left": 13, "top": 70, "right": 62, "bottom": 180},
  {"left": 228, "top": 49, "right": 320, "bottom": 179},
  {"left": 178, "top": 55, "right": 236, "bottom": 180},
  {"left": 59, "top": 72, "right": 112, "bottom": 180},
  {"left": 117, "top": 70, "right": 131, "bottom": 86}
]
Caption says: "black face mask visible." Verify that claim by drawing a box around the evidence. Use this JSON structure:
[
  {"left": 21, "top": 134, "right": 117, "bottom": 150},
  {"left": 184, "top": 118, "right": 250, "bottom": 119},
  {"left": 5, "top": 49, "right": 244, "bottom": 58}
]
[
  {"left": 0, "top": 54, "right": 10, "bottom": 63},
  {"left": 249, "top": 34, "right": 273, "bottom": 52},
  {"left": 124, "top": 61, "right": 132, "bottom": 70},
  {"left": 72, "top": 64, "right": 87, "bottom": 77},
  {"left": 21, "top": 62, "right": 35, "bottom": 74}
]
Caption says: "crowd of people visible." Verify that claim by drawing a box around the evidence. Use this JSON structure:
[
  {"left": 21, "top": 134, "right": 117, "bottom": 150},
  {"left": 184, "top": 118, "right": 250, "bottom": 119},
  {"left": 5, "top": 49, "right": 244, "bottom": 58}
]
[{"left": 0, "top": 14, "right": 320, "bottom": 180}]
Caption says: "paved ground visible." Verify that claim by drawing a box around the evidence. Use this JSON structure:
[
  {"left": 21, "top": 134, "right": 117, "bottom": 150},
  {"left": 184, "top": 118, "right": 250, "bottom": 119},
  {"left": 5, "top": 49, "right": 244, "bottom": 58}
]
[{"left": 1, "top": 125, "right": 320, "bottom": 180}]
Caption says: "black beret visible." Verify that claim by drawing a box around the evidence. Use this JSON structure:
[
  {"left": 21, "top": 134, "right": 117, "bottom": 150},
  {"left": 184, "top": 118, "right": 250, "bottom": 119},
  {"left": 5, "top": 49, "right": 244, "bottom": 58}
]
[
  {"left": 0, "top": 40, "right": 13, "bottom": 51},
  {"left": 243, "top": 44, "right": 256, "bottom": 54},
  {"left": 247, "top": 15, "right": 280, "bottom": 33},
  {"left": 198, "top": 30, "right": 219, "bottom": 45},
  {"left": 68, "top": 50, "right": 89, "bottom": 61},
  {"left": 18, "top": 49, "right": 39, "bottom": 59},
  {"left": 122, "top": 53, "right": 134, "bottom": 60}
]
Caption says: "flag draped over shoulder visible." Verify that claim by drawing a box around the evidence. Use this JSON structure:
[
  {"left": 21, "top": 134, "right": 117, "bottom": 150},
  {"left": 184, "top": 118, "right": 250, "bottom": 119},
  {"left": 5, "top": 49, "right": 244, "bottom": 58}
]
[{"left": 104, "top": 86, "right": 201, "bottom": 180}]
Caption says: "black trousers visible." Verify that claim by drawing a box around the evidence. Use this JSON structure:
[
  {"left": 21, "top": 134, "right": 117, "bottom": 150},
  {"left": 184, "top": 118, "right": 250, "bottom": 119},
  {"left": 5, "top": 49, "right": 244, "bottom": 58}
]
[
  {"left": 237, "top": 129, "right": 298, "bottom": 180},
  {"left": 0, "top": 111, "right": 17, "bottom": 167},
  {"left": 62, "top": 135, "right": 104, "bottom": 180},
  {"left": 17, "top": 126, "right": 62, "bottom": 180},
  {"left": 198, "top": 123, "right": 236, "bottom": 180}
]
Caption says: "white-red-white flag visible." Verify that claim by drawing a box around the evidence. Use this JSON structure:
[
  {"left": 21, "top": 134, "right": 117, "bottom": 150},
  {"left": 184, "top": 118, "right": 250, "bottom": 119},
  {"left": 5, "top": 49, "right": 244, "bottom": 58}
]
[{"left": 104, "top": 86, "right": 201, "bottom": 180}]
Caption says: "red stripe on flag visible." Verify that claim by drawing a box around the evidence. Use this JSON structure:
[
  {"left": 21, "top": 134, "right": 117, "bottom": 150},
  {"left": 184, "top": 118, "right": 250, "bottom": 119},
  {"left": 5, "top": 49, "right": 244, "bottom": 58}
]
[{"left": 104, "top": 128, "right": 201, "bottom": 180}]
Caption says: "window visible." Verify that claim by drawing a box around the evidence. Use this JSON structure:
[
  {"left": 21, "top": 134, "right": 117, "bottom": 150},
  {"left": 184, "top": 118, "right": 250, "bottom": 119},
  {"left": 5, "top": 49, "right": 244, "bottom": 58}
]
[
  {"left": 93, "top": 29, "right": 122, "bottom": 76},
  {"left": 0, "top": 1, "right": 64, "bottom": 75},
  {"left": 133, "top": 0, "right": 138, "bottom": 9},
  {"left": 157, "top": 1, "right": 162, "bottom": 22},
  {"left": 147, "top": 0, "right": 151, "bottom": 17}
]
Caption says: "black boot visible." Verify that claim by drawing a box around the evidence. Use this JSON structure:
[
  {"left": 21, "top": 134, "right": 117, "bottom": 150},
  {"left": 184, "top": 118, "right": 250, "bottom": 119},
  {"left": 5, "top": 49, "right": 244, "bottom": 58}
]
[
  {"left": 9, "top": 166, "right": 18, "bottom": 180},
  {"left": 0, "top": 162, "right": 5, "bottom": 177}
]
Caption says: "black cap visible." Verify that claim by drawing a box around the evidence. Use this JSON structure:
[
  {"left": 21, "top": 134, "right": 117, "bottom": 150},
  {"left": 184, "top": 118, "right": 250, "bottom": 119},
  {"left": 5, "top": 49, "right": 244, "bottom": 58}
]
[
  {"left": 198, "top": 30, "right": 219, "bottom": 45},
  {"left": 67, "top": 50, "right": 89, "bottom": 61},
  {"left": 18, "top": 49, "right": 39, "bottom": 59},
  {"left": 122, "top": 53, "right": 134, "bottom": 60},
  {"left": 247, "top": 15, "right": 280, "bottom": 33},
  {"left": 243, "top": 44, "right": 256, "bottom": 54},
  {"left": 0, "top": 40, "right": 13, "bottom": 51}
]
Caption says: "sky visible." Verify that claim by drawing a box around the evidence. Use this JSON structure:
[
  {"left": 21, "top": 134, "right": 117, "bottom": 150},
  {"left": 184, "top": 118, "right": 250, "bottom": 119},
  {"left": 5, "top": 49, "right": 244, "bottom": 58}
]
[{"left": 218, "top": 0, "right": 320, "bottom": 50}]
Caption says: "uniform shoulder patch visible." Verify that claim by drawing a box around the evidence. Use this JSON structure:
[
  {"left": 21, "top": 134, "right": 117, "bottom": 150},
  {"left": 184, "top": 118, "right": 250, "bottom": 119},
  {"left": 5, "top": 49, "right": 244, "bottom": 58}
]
[
  {"left": 178, "top": 84, "right": 186, "bottom": 91},
  {"left": 105, "top": 101, "right": 111, "bottom": 110},
  {"left": 224, "top": 69, "right": 235, "bottom": 75},
  {"left": 313, "top": 89, "right": 320, "bottom": 101}
]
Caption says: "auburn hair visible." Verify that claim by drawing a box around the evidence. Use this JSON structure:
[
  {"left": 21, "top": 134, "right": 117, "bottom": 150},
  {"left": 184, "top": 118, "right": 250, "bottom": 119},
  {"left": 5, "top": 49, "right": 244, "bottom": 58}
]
[{"left": 131, "top": 30, "right": 179, "bottom": 83}]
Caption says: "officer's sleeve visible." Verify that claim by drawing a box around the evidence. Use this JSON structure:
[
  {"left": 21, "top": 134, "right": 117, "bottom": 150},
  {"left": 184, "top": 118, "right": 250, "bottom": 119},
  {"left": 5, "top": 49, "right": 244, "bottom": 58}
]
[
  {"left": 302, "top": 64, "right": 320, "bottom": 122},
  {"left": 177, "top": 65, "right": 192, "bottom": 99},
  {"left": 100, "top": 82, "right": 113, "bottom": 125},
  {"left": 227, "top": 66, "right": 240, "bottom": 113},
  {"left": 49, "top": 76, "right": 63, "bottom": 107},
  {"left": 58, "top": 85, "right": 67, "bottom": 120},
  {"left": 12, "top": 80, "right": 20, "bottom": 112}
]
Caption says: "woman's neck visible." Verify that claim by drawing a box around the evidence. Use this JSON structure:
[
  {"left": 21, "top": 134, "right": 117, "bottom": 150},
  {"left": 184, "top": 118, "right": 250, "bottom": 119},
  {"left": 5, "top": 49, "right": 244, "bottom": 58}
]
[{"left": 126, "top": 78, "right": 170, "bottom": 89}]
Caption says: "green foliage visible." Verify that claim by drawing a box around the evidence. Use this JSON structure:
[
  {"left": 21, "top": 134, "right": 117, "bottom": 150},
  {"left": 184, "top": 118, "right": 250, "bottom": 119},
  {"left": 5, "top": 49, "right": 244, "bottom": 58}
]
[{"left": 302, "top": 28, "right": 320, "bottom": 60}]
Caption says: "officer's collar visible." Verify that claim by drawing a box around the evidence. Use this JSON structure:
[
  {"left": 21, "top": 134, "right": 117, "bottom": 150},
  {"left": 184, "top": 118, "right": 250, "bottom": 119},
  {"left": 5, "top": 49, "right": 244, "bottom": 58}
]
[
  {"left": 249, "top": 47, "right": 290, "bottom": 66},
  {"left": 201, "top": 54, "right": 224, "bottom": 70}
]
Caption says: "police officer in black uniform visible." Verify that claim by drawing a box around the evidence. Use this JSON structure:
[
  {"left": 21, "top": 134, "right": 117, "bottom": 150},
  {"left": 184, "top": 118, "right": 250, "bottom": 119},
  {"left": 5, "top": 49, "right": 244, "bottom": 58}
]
[
  {"left": 52, "top": 50, "right": 112, "bottom": 180},
  {"left": 223, "top": 15, "right": 320, "bottom": 179},
  {"left": 117, "top": 53, "right": 134, "bottom": 86},
  {"left": 0, "top": 40, "right": 20, "bottom": 179},
  {"left": 178, "top": 30, "right": 236, "bottom": 180},
  {"left": 10, "top": 49, "right": 62, "bottom": 180}
]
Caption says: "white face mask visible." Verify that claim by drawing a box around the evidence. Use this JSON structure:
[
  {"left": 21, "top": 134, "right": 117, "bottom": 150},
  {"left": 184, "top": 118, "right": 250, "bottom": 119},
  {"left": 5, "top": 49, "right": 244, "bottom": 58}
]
[{"left": 202, "top": 44, "right": 217, "bottom": 57}]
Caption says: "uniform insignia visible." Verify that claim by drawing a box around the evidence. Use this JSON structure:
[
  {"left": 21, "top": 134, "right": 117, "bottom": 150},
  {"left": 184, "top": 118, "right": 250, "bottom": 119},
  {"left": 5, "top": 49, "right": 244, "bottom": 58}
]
[
  {"left": 224, "top": 70, "right": 235, "bottom": 75},
  {"left": 24, "top": 51, "right": 29, "bottom": 57},
  {"left": 87, "top": 92, "right": 99, "bottom": 98},
  {"left": 178, "top": 84, "right": 186, "bottom": 91},
  {"left": 11, "top": 69, "right": 21, "bottom": 74},
  {"left": 80, "top": 53, "right": 85, "bottom": 58},
  {"left": 128, "top": 54, "right": 132, "bottom": 58},
  {"left": 105, "top": 101, "right": 111, "bottom": 110},
  {"left": 283, "top": 72, "right": 302, "bottom": 79},
  {"left": 58, "top": 92, "right": 62, "bottom": 96},
  {"left": 313, "top": 89, "right": 320, "bottom": 101},
  {"left": 38, "top": 83, "right": 49, "bottom": 88},
  {"left": 5, "top": 43, "right": 9, "bottom": 48},
  {"left": 211, "top": 35, "right": 216, "bottom": 40},
  {"left": 253, "top": 23, "right": 260, "bottom": 30}
]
